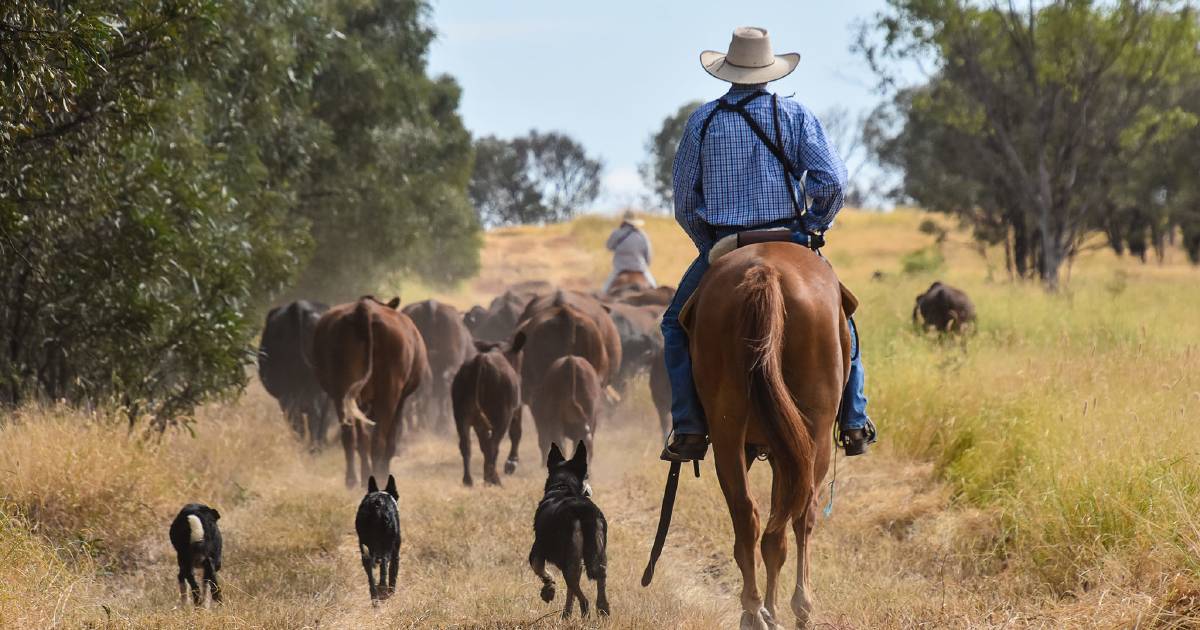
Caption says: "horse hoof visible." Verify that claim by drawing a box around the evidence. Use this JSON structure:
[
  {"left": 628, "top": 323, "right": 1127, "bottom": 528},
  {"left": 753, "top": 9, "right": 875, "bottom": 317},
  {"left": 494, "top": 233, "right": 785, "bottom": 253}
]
[
  {"left": 504, "top": 459, "right": 518, "bottom": 475},
  {"left": 739, "top": 609, "right": 770, "bottom": 630}
]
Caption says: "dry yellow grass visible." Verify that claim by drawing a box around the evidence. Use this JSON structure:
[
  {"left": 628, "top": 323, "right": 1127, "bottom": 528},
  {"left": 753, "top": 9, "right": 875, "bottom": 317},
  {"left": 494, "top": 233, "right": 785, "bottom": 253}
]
[{"left": 3, "top": 208, "right": 1200, "bottom": 628}]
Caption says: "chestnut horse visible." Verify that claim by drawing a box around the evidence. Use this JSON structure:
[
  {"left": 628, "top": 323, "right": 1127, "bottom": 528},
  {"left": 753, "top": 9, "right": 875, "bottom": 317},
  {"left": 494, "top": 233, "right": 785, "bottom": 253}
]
[{"left": 682, "top": 243, "right": 848, "bottom": 630}]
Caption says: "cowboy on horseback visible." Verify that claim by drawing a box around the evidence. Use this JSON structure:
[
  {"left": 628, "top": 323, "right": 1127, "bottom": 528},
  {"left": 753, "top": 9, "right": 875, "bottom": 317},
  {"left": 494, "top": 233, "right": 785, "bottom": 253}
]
[
  {"left": 602, "top": 210, "right": 656, "bottom": 294},
  {"left": 660, "top": 26, "right": 876, "bottom": 462}
]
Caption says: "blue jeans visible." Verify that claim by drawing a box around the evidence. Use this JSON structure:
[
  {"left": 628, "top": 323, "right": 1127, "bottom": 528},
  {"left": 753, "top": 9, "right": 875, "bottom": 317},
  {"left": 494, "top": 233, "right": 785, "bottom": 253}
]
[{"left": 660, "top": 240, "right": 870, "bottom": 436}]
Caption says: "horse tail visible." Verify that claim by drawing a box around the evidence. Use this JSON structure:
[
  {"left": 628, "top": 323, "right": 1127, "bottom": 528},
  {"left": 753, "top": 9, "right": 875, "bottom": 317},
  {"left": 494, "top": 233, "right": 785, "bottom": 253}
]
[
  {"left": 342, "top": 301, "right": 376, "bottom": 428},
  {"left": 740, "top": 265, "right": 814, "bottom": 534}
]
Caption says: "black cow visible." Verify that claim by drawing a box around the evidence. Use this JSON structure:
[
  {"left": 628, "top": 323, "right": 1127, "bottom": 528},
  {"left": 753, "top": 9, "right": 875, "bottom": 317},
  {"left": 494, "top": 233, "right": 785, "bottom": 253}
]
[{"left": 258, "top": 300, "right": 331, "bottom": 449}]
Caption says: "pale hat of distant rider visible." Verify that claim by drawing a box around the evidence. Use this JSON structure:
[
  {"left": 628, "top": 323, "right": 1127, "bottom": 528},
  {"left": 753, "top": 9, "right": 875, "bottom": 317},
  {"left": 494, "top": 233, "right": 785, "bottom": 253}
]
[
  {"left": 622, "top": 210, "right": 645, "bottom": 228},
  {"left": 700, "top": 27, "right": 799, "bottom": 84}
]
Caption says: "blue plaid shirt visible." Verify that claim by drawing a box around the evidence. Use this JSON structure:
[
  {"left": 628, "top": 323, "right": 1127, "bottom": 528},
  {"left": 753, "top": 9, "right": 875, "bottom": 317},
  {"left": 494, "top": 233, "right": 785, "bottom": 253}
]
[{"left": 672, "top": 86, "right": 847, "bottom": 249}]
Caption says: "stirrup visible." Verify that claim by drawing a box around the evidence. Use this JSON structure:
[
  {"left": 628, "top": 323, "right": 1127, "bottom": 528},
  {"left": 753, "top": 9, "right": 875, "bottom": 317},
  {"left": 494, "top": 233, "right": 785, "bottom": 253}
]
[{"left": 836, "top": 417, "right": 878, "bottom": 448}]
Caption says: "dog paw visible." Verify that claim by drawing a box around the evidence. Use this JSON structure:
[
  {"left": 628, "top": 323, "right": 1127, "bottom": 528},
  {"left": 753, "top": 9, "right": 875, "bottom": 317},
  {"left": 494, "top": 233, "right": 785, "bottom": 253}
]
[{"left": 540, "top": 583, "right": 555, "bottom": 602}]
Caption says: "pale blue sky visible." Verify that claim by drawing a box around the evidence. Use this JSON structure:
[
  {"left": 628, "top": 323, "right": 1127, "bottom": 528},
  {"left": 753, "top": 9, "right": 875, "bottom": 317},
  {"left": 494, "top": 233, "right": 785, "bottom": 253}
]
[{"left": 427, "top": 1, "right": 907, "bottom": 211}]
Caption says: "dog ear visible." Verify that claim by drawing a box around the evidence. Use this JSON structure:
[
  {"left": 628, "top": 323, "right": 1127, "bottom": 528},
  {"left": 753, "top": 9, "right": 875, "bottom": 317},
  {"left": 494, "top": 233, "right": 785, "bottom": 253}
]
[
  {"left": 385, "top": 475, "right": 399, "bottom": 499},
  {"left": 547, "top": 442, "right": 565, "bottom": 467},
  {"left": 208, "top": 507, "right": 221, "bottom": 521},
  {"left": 367, "top": 476, "right": 379, "bottom": 493},
  {"left": 568, "top": 441, "right": 588, "bottom": 476}
]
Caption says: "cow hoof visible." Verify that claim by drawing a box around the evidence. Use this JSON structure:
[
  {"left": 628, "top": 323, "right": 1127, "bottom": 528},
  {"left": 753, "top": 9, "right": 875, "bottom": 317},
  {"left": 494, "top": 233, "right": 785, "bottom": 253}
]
[
  {"left": 462, "top": 475, "right": 473, "bottom": 487},
  {"left": 345, "top": 476, "right": 357, "bottom": 490},
  {"left": 504, "top": 459, "right": 518, "bottom": 475}
]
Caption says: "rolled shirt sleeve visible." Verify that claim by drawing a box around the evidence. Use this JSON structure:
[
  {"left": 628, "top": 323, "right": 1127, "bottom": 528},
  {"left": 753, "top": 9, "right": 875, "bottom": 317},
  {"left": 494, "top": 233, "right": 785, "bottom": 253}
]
[
  {"left": 792, "top": 104, "right": 848, "bottom": 233},
  {"left": 672, "top": 111, "right": 714, "bottom": 251}
]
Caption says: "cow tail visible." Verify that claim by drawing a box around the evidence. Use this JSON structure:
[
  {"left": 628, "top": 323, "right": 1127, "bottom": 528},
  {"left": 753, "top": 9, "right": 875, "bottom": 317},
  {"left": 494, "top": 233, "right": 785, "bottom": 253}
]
[
  {"left": 741, "top": 265, "right": 813, "bottom": 535},
  {"left": 343, "top": 301, "right": 375, "bottom": 428},
  {"left": 473, "top": 360, "right": 492, "bottom": 433},
  {"left": 568, "top": 360, "right": 589, "bottom": 430}
]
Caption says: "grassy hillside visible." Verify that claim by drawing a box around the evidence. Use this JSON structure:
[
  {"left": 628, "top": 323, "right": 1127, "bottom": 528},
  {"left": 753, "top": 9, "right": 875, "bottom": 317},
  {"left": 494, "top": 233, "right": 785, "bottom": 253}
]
[{"left": 3, "top": 209, "right": 1199, "bottom": 628}]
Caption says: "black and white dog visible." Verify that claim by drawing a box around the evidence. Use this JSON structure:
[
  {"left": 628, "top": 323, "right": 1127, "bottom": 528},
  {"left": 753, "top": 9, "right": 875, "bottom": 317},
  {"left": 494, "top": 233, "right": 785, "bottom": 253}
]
[
  {"left": 355, "top": 474, "right": 402, "bottom": 603},
  {"left": 529, "top": 442, "right": 609, "bottom": 618},
  {"left": 169, "top": 503, "right": 223, "bottom": 607}
]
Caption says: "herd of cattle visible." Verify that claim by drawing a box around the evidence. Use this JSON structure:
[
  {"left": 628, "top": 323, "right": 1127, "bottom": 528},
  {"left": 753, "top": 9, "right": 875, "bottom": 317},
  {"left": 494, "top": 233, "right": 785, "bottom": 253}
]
[
  {"left": 258, "top": 277, "right": 677, "bottom": 488},
  {"left": 257, "top": 275, "right": 975, "bottom": 489}
]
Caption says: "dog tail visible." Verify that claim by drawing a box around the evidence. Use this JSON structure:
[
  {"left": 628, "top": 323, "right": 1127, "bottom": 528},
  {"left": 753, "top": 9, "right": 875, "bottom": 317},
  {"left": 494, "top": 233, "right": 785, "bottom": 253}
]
[
  {"left": 186, "top": 514, "right": 204, "bottom": 544},
  {"left": 578, "top": 506, "right": 607, "bottom": 581}
]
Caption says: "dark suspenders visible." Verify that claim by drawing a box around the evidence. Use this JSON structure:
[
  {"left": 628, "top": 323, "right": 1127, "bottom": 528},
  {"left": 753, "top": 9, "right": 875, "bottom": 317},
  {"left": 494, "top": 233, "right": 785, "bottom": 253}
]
[{"left": 694, "top": 90, "right": 810, "bottom": 225}]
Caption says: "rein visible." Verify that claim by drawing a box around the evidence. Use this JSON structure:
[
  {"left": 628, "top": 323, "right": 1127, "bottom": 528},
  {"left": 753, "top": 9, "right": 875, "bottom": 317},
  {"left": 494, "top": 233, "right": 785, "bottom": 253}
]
[{"left": 641, "top": 459, "right": 700, "bottom": 586}]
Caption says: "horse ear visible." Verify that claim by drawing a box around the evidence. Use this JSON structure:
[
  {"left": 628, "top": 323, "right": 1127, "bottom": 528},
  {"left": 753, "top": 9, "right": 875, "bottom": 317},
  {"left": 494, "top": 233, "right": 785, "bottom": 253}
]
[
  {"left": 547, "top": 442, "right": 565, "bottom": 467},
  {"left": 387, "top": 297, "right": 401, "bottom": 309},
  {"left": 385, "top": 475, "right": 398, "bottom": 499},
  {"left": 569, "top": 441, "right": 588, "bottom": 476},
  {"left": 367, "top": 476, "right": 379, "bottom": 493}
]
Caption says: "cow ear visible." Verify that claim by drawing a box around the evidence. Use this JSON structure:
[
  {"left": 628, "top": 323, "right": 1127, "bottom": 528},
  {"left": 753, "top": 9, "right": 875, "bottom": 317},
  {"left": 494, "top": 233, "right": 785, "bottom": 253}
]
[
  {"left": 510, "top": 331, "right": 527, "bottom": 354},
  {"left": 547, "top": 442, "right": 565, "bottom": 467},
  {"left": 387, "top": 297, "right": 401, "bottom": 309},
  {"left": 569, "top": 441, "right": 588, "bottom": 476},
  {"left": 385, "top": 475, "right": 399, "bottom": 499},
  {"left": 474, "top": 340, "right": 500, "bottom": 353},
  {"left": 367, "top": 476, "right": 379, "bottom": 493}
]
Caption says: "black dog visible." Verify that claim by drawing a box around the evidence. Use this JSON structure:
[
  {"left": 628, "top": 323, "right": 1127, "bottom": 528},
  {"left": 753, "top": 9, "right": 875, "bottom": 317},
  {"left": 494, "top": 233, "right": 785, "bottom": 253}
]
[
  {"left": 529, "top": 442, "right": 609, "bottom": 618},
  {"left": 355, "top": 475, "right": 402, "bottom": 603},
  {"left": 169, "top": 503, "right": 223, "bottom": 607}
]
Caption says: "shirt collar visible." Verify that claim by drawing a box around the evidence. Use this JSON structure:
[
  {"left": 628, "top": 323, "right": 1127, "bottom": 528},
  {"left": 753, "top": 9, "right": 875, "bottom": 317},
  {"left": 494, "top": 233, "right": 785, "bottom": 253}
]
[{"left": 725, "top": 85, "right": 766, "bottom": 96}]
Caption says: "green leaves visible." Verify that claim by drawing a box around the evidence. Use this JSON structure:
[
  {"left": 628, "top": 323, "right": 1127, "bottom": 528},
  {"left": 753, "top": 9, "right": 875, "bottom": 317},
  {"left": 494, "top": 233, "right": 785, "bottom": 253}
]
[{"left": 0, "top": 0, "right": 479, "bottom": 425}]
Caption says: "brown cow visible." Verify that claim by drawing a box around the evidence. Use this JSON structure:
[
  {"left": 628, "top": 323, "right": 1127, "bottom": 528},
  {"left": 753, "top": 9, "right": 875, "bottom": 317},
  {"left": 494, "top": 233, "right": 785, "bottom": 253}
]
[
  {"left": 517, "top": 290, "right": 622, "bottom": 385},
  {"left": 610, "top": 285, "right": 675, "bottom": 307},
  {"left": 464, "top": 290, "right": 528, "bottom": 343},
  {"left": 509, "top": 295, "right": 612, "bottom": 472},
  {"left": 528, "top": 355, "right": 601, "bottom": 465},
  {"left": 648, "top": 346, "right": 670, "bottom": 439},
  {"left": 605, "top": 301, "right": 664, "bottom": 395},
  {"left": 451, "top": 339, "right": 523, "bottom": 486},
  {"left": 913, "top": 281, "right": 976, "bottom": 333},
  {"left": 312, "top": 296, "right": 428, "bottom": 488},
  {"left": 403, "top": 299, "right": 475, "bottom": 431}
]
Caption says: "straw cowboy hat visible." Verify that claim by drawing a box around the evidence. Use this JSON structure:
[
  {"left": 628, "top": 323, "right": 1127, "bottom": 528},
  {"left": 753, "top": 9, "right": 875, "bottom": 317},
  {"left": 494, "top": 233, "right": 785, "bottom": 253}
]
[
  {"left": 621, "top": 210, "right": 646, "bottom": 227},
  {"left": 701, "top": 27, "right": 799, "bottom": 84}
]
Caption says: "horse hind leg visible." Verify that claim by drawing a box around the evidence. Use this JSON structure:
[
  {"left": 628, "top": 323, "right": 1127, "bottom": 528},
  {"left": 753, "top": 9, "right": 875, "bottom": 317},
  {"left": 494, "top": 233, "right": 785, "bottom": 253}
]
[
  {"left": 760, "top": 458, "right": 790, "bottom": 625},
  {"left": 712, "top": 441, "right": 769, "bottom": 629},
  {"left": 791, "top": 497, "right": 818, "bottom": 629}
]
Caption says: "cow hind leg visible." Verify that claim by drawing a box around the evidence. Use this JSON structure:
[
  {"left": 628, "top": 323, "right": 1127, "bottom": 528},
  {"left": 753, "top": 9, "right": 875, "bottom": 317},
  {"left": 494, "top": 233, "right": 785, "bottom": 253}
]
[
  {"left": 341, "top": 422, "right": 358, "bottom": 489},
  {"left": 455, "top": 409, "right": 473, "bottom": 487},
  {"left": 477, "top": 425, "right": 500, "bottom": 486},
  {"left": 504, "top": 407, "right": 524, "bottom": 474},
  {"left": 357, "top": 421, "right": 372, "bottom": 489}
]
